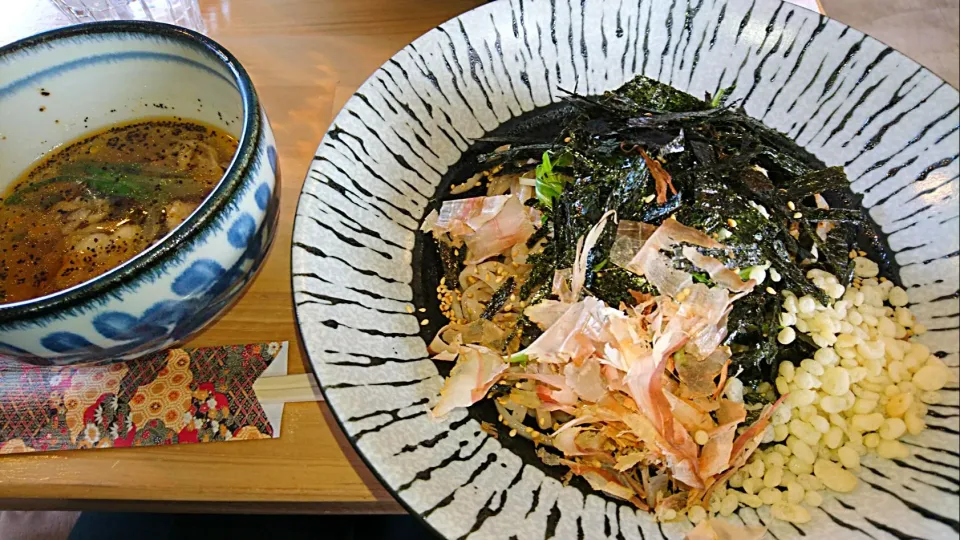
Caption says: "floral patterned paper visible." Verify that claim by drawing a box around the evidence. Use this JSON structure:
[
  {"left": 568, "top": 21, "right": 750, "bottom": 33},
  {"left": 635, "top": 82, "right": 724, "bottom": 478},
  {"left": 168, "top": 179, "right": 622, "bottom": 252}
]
[{"left": 0, "top": 343, "right": 281, "bottom": 454}]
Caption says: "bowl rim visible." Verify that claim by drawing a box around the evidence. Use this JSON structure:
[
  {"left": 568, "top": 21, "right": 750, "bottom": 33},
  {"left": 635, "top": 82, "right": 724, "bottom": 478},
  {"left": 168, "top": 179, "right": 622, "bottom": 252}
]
[{"left": 0, "top": 20, "right": 262, "bottom": 325}]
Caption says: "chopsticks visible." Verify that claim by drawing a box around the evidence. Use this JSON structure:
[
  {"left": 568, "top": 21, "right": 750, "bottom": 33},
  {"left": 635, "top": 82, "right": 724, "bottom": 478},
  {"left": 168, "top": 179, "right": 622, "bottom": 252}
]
[{"left": 253, "top": 373, "right": 324, "bottom": 404}]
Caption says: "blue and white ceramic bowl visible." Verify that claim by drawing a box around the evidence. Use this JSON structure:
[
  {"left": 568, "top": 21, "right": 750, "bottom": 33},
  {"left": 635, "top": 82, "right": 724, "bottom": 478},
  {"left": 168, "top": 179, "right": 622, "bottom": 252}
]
[{"left": 0, "top": 22, "right": 280, "bottom": 365}]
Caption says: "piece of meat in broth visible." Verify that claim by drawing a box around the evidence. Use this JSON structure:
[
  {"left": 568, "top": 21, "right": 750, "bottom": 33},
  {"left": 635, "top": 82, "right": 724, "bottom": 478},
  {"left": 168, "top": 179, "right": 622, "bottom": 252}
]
[
  {"left": 164, "top": 200, "right": 199, "bottom": 230},
  {"left": 54, "top": 223, "right": 144, "bottom": 289}
]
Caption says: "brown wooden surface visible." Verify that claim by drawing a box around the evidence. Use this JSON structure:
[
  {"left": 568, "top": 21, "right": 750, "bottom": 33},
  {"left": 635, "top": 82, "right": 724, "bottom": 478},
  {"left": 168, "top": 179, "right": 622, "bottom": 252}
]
[
  {"left": 0, "top": 0, "right": 486, "bottom": 512},
  {"left": 0, "top": 0, "right": 956, "bottom": 512},
  {"left": 819, "top": 0, "right": 959, "bottom": 89}
]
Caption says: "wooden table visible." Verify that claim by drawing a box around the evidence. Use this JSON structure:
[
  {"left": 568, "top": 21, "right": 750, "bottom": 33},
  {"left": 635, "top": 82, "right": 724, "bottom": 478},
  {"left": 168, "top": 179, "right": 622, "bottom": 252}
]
[
  {"left": 0, "top": 0, "right": 955, "bottom": 514},
  {"left": 0, "top": 0, "right": 485, "bottom": 514}
]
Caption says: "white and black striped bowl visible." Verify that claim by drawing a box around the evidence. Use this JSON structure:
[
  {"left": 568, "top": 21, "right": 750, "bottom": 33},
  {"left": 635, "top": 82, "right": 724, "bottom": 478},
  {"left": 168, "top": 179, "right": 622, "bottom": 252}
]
[{"left": 292, "top": 0, "right": 959, "bottom": 537}]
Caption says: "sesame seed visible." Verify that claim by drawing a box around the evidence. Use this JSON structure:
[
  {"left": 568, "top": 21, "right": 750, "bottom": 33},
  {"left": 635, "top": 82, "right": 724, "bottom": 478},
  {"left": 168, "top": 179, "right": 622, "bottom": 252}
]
[
  {"left": 420, "top": 319, "right": 429, "bottom": 326},
  {"left": 508, "top": 429, "right": 517, "bottom": 437},
  {"left": 563, "top": 137, "right": 572, "bottom": 143},
  {"left": 498, "top": 415, "right": 503, "bottom": 422},
  {"left": 787, "top": 201, "right": 796, "bottom": 211},
  {"left": 766, "top": 286, "right": 777, "bottom": 295},
  {"left": 503, "top": 304, "right": 513, "bottom": 312},
  {"left": 418, "top": 307, "right": 426, "bottom": 312},
  {"left": 405, "top": 305, "right": 414, "bottom": 313},
  {"left": 727, "top": 218, "right": 737, "bottom": 228},
  {"left": 793, "top": 212, "right": 803, "bottom": 219}
]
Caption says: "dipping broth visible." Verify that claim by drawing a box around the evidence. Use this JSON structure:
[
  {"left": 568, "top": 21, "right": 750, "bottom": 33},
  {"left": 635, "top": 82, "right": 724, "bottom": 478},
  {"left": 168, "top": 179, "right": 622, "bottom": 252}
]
[{"left": 0, "top": 119, "right": 239, "bottom": 304}]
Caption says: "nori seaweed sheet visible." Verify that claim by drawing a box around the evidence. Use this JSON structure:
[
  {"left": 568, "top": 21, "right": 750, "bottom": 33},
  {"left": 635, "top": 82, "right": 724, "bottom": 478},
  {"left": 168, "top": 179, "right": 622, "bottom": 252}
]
[{"left": 437, "top": 75, "right": 881, "bottom": 390}]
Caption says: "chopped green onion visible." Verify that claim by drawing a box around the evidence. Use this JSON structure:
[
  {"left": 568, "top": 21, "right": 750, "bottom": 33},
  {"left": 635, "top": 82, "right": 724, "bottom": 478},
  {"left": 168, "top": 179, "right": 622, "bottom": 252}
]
[
  {"left": 692, "top": 272, "right": 711, "bottom": 284},
  {"left": 508, "top": 353, "right": 529, "bottom": 365},
  {"left": 710, "top": 84, "right": 735, "bottom": 108},
  {"left": 535, "top": 151, "right": 569, "bottom": 208}
]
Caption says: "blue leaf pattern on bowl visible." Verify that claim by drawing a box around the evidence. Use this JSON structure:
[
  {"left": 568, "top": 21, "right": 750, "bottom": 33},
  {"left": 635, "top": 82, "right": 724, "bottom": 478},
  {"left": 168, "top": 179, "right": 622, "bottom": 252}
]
[
  {"left": 41, "top": 332, "right": 100, "bottom": 354},
  {"left": 267, "top": 144, "right": 278, "bottom": 176},
  {"left": 227, "top": 214, "right": 256, "bottom": 249},
  {"left": 255, "top": 183, "right": 271, "bottom": 211},
  {"left": 171, "top": 259, "right": 226, "bottom": 296},
  {"left": 92, "top": 312, "right": 139, "bottom": 339}
]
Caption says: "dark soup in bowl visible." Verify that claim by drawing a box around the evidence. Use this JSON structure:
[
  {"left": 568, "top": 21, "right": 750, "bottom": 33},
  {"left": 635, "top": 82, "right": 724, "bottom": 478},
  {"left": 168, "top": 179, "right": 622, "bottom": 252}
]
[{"left": 0, "top": 118, "right": 238, "bottom": 304}]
